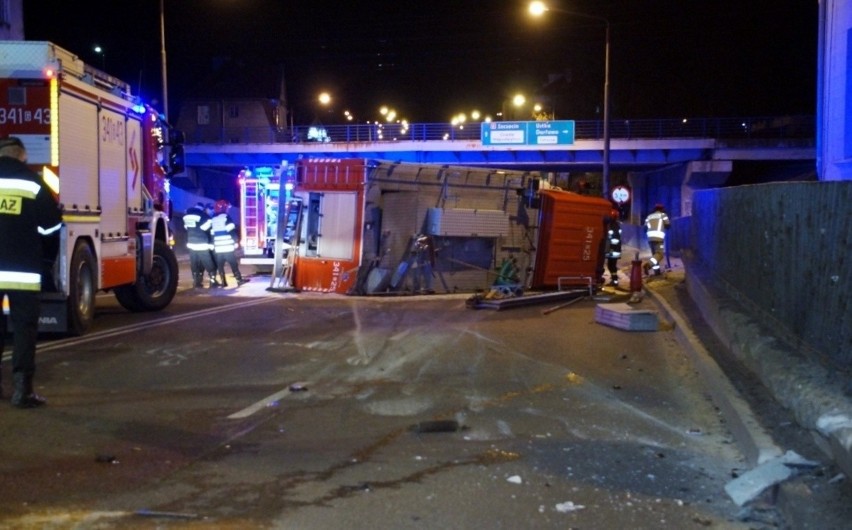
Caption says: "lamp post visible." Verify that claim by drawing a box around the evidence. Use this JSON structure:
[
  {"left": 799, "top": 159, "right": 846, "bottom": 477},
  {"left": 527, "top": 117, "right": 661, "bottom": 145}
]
[
  {"left": 160, "top": 0, "right": 169, "bottom": 121},
  {"left": 529, "top": 1, "right": 611, "bottom": 198}
]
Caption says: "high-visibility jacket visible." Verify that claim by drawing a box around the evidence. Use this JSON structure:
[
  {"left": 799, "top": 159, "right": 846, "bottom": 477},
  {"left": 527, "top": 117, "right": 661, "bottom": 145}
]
[
  {"left": 210, "top": 213, "right": 238, "bottom": 254},
  {"left": 0, "top": 157, "right": 63, "bottom": 292},
  {"left": 605, "top": 219, "right": 622, "bottom": 259},
  {"left": 644, "top": 210, "right": 670, "bottom": 241},
  {"left": 182, "top": 206, "right": 213, "bottom": 251}
]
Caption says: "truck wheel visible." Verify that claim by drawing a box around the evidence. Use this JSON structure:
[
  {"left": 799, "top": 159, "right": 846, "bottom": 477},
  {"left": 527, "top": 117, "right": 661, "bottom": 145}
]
[
  {"left": 68, "top": 241, "right": 96, "bottom": 336},
  {"left": 114, "top": 239, "right": 179, "bottom": 312}
]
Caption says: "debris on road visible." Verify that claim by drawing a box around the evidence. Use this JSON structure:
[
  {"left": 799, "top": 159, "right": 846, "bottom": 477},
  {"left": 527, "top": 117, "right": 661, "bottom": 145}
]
[
  {"left": 555, "top": 500, "right": 586, "bottom": 513},
  {"left": 594, "top": 302, "right": 659, "bottom": 331},
  {"left": 409, "top": 419, "right": 462, "bottom": 433},
  {"left": 724, "top": 450, "right": 819, "bottom": 506}
]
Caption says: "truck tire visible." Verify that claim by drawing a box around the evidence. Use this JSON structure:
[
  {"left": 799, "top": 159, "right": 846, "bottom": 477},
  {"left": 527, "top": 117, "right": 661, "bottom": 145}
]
[
  {"left": 68, "top": 241, "right": 96, "bottom": 336},
  {"left": 114, "top": 239, "right": 179, "bottom": 313}
]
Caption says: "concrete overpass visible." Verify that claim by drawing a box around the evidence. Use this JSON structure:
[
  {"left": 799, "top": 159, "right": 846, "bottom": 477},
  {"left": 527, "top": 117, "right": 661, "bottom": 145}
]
[
  {"left": 179, "top": 116, "right": 816, "bottom": 222},
  {"left": 183, "top": 116, "right": 815, "bottom": 172}
]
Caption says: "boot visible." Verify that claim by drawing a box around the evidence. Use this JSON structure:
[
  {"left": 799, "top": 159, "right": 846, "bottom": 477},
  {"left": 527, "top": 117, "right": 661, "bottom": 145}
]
[
  {"left": 11, "top": 372, "right": 46, "bottom": 408},
  {"left": 220, "top": 273, "right": 229, "bottom": 288},
  {"left": 193, "top": 272, "right": 203, "bottom": 288},
  {"left": 236, "top": 273, "right": 250, "bottom": 286}
]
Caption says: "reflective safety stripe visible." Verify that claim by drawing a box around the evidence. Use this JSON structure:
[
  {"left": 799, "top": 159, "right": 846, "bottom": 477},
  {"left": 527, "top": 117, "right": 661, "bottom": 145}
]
[
  {"left": 0, "top": 270, "right": 41, "bottom": 291},
  {"left": 0, "top": 178, "right": 40, "bottom": 199},
  {"left": 647, "top": 229, "right": 666, "bottom": 239},
  {"left": 39, "top": 222, "right": 63, "bottom": 235},
  {"left": 187, "top": 242, "right": 213, "bottom": 251},
  {"left": 609, "top": 251, "right": 621, "bottom": 258}
]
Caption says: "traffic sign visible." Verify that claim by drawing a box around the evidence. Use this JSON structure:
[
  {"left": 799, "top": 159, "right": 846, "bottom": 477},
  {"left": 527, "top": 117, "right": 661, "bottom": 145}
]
[
  {"left": 529, "top": 120, "right": 575, "bottom": 145},
  {"left": 481, "top": 120, "right": 575, "bottom": 146},
  {"left": 611, "top": 185, "right": 631, "bottom": 204}
]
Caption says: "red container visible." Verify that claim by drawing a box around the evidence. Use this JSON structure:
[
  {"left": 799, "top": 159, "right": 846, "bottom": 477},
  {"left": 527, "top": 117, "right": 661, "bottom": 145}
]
[{"left": 531, "top": 190, "right": 612, "bottom": 290}]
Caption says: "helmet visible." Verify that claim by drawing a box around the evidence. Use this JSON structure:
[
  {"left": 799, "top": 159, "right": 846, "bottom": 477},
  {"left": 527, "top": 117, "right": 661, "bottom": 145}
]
[
  {"left": 610, "top": 209, "right": 619, "bottom": 219},
  {"left": 654, "top": 203, "right": 665, "bottom": 211},
  {"left": 214, "top": 200, "right": 230, "bottom": 214}
]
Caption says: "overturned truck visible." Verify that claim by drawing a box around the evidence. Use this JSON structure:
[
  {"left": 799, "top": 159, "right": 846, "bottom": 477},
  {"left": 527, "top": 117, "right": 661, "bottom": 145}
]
[{"left": 238, "top": 158, "right": 613, "bottom": 295}]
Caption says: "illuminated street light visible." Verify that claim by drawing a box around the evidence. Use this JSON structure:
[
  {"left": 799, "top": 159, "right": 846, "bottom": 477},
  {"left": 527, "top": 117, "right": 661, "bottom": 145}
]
[
  {"left": 93, "top": 45, "right": 105, "bottom": 70},
  {"left": 529, "top": 1, "right": 611, "bottom": 197},
  {"left": 160, "top": 0, "right": 168, "bottom": 121}
]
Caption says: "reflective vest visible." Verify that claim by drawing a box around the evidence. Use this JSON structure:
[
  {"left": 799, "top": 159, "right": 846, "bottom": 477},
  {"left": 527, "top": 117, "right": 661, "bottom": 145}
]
[
  {"left": 210, "top": 213, "right": 238, "bottom": 254},
  {"left": 0, "top": 158, "right": 63, "bottom": 292},
  {"left": 644, "top": 211, "right": 670, "bottom": 241},
  {"left": 605, "top": 220, "right": 622, "bottom": 258},
  {"left": 183, "top": 206, "right": 213, "bottom": 251}
]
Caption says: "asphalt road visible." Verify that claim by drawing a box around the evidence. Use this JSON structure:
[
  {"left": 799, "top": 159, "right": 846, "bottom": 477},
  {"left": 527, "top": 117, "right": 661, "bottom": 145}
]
[{"left": 0, "top": 263, "right": 838, "bottom": 529}]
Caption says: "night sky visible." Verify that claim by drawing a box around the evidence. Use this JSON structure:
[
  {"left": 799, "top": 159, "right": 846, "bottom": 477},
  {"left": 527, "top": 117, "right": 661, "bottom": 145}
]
[{"left": 24, "top": 1, "right": 818, "bottom": 125}]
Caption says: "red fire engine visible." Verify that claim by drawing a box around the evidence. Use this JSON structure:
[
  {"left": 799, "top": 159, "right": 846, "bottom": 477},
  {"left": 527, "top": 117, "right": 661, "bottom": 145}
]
[{"left": 0, "top": 41, "right": 184, "bottom": 334}]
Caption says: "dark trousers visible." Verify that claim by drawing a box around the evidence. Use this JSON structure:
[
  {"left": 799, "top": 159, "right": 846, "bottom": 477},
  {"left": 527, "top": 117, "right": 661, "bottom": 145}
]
[
  {"left": 0, "top": 290, "right": 40, "bottom": 377},
  {"left": 215, "top": 251, "right": 241, "bottom": 279},
  {"left": 189, "top": 249, "right": 216, "bottom": 277},
  {"left": 606, "top": 257, "right": 619, "bottom": 279}
]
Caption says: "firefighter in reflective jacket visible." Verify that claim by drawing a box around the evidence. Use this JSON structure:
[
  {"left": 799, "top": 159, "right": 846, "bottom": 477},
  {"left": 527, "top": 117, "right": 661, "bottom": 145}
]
[
  {"left": 211, "top": 200, "right": 249, "bottom": 287},
  {"left": 183, "top": 202, "right": 219, "bottom": 288},
  {"left": 0, "top": 136, "right": 63, "bottom": 408},
  {"left": 644, "top": 203, "right": 670, "bottom": 276},
  {"left": 604, "top": 209, "right": 622, "bottom": 287}
]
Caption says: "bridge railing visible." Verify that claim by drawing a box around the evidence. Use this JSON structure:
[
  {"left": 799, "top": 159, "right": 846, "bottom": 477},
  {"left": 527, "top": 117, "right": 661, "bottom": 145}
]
[{"left": 183, "top": 115, "right": 815, "bottom": 146}]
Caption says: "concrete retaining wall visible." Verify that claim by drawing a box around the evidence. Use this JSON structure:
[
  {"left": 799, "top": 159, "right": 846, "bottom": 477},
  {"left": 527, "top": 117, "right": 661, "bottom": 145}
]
[{"left": 691, "top": 181, "right": 851, "bottom": 370}]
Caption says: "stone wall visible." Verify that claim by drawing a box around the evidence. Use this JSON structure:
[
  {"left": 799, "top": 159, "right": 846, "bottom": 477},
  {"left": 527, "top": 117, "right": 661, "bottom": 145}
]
[{"left": 690, "top": 181, "right": 851, "bottom": 370}]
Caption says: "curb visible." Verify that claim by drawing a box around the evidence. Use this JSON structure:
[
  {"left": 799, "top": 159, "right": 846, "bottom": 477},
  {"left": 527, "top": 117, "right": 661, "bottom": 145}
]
[
  {"left": 679, "top": 260, "right": 852, "bottom": 480},
  {"left": 644, "top": 286, "right": 784, "bottom": 466}
]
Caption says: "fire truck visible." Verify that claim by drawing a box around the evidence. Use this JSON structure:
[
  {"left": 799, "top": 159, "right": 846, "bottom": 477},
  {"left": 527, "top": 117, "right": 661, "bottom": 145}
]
[
  {"left": 239, "top": 159, "right": 368, "bottom": 293},
  {"left": 0, "top": 41, "right": 184, "bottom": 335}
]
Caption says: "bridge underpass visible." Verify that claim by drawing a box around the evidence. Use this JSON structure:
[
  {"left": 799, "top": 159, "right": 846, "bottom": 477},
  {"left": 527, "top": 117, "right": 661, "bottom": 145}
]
[{"left": 181, "top": 135, "right": 815, "bottom": 223}]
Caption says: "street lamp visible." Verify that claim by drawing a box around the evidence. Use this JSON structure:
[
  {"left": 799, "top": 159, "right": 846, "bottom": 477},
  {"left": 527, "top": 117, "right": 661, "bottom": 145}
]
[
  {"left": 160, "top": 0, "right": 169, "bottom": 121},
  {"left": 529, "top": 1, "right": 611, "bottom": 198},
  {"left": 93, "top": 45, "right": 105, "bottom": 70}
]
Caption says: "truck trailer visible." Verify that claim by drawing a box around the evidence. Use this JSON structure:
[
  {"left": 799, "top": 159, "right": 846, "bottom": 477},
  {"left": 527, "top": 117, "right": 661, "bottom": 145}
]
[{"left": 0, "top": 41, "right": 185, "bottom": 335}]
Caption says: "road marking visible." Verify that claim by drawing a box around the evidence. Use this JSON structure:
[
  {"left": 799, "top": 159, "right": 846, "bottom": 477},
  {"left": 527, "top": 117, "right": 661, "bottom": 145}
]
[
  {"left": 227, "top": 387, "right": 294, "bottom": 419},
  {"left": 0, "top": 298, "right": 280, "bottom": 360}
]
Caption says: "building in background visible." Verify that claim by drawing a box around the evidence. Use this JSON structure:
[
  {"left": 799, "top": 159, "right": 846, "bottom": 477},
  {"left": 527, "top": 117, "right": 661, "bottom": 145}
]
[
  {"left": 0, "top": 0, "right": 22, "bottom": 40},
  {"left": 818, "top": 0, "right": 852, "bottom": 181}
]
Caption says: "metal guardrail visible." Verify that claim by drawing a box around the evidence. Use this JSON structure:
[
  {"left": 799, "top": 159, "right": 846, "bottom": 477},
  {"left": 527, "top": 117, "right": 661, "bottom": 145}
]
[{"left": 183, "top": 115, "right": 815, "bottom": 146}]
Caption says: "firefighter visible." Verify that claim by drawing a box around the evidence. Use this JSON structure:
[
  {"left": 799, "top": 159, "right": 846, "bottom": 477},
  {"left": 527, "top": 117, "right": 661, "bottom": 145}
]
[
  {"left": 182, "top": 202, "right": 219, "bottom": 288},
  {"left": 411, "top": 234, "right": 436, "bottom": 294},
  {"left": 0, "top": 136, "right": 63, "bottom": 408},
  {"left": 605, "top": 209, "right": 622, "bottom": 287},
  {"left": 644, "top": 203, "right": 670, "bottom": 276},
  {"left": 211, "top": 200, "right": 249, "bottom": 287}
]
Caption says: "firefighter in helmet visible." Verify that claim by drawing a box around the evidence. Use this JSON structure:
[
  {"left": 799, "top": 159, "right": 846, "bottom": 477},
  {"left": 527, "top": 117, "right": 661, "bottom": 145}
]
[
  {"left": 182, "top": 202, "right": 219, "bottom": 288},
  {"left": 604, "top": 209, "right": 622, "bottom": 287},
  {"left": 644, "top": 203, "right": 670, "bottom": 276},
  {"left": 210, "top": 199, "right": 249, "bottom": 287}
]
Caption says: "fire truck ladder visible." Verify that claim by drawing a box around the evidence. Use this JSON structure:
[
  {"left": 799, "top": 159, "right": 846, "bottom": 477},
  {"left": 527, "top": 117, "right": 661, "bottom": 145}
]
[
  {"left": 268, "top": 198, "right": 303, "bottom": 292},
  {"left": 242, "top": 180, "right": 260, "bottom": 255}
]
